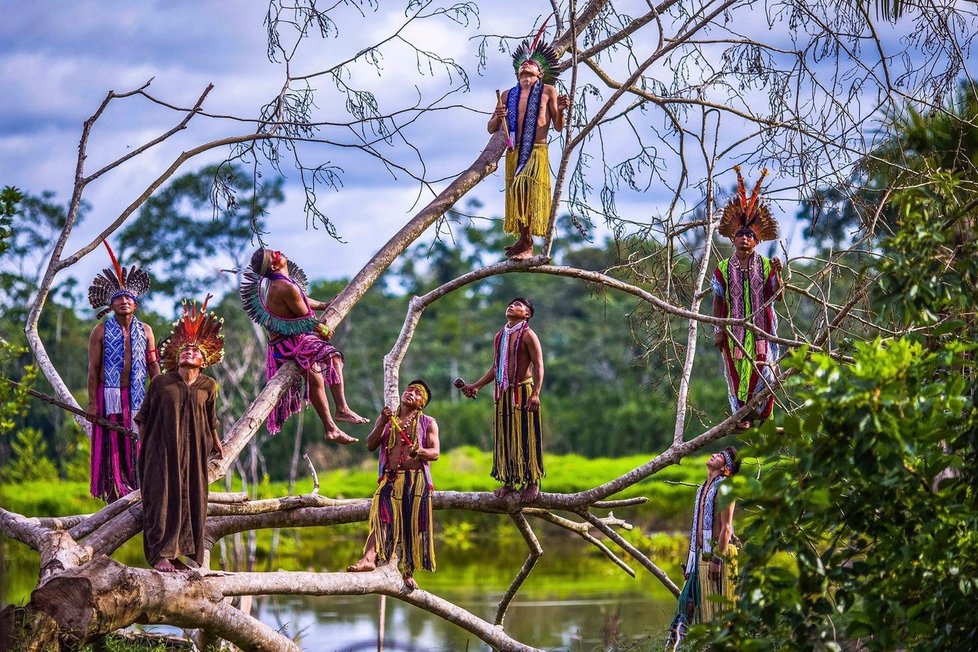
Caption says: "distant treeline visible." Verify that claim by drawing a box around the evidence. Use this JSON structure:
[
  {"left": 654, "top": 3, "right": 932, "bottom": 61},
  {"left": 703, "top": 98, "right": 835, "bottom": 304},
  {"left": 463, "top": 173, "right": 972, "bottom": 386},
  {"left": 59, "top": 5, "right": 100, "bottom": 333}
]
[{"left": 0, "top": 170, "right": 827, "bottom": 482}]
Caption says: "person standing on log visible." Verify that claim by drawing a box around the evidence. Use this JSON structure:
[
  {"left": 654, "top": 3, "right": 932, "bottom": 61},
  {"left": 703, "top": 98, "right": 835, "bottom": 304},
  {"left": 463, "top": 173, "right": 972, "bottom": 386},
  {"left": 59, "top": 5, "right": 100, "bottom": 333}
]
[
  {"left": 486, "top": 18, "right": 569, "bottom": 260},
  {"left": 712, "top": 167, "right": 784, "bottom": 430},
  {"left": 460, "top": 297, "right": 545, "bottom": 502},
  {"left": 136, "top": 297, "right": 225, "bottom": 572},
  {"left": 347, "top": 380, "right": 440, "bottom": 590},
  {"left": 666, "top": 447, "right": 741, "bottom": 650},
  {"left": 240, "top": 247, "right": 367, "bottom": 444},
  {"left": 86, "top": 241, "right": 160, "bottom": 502}
]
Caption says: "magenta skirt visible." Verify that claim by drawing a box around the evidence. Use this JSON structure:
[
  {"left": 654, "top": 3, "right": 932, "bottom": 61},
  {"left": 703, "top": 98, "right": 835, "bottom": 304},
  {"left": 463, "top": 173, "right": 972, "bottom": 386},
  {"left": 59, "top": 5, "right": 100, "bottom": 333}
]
[{"left": 266, "top": 333, "right": 343, "bottom": 434}]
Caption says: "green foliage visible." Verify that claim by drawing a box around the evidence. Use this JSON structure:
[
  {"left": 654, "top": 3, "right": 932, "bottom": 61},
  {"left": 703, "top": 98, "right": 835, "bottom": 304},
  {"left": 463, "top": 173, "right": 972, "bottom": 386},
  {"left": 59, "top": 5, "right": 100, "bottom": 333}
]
[
  {"left": 877, "top": 170, "right": 978, "bottom": 328},
  {"left": 2, "top": 450, "right": 715, "bottom": 531},
  {"left": 117, "top": 164, "right": 284, "bottom": 301},
  {"left": 695, "top": 338, "right": 978, "bottom": 650},
  {"left": 0, "top": 186, "right": 20, "bottom": 256},
  {"left": 798, "top": 81, "right": 978, "bottom": 252},
  {"left": 0, "top": 344, "right": 34, "bottom": 438},
  {"left": 2, "top": 428, "right": 59, "bottom": 483}
]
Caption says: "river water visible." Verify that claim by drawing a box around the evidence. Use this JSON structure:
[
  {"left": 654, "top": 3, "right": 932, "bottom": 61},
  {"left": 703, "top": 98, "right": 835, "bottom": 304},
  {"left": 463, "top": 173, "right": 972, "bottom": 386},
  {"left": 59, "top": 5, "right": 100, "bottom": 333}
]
[{"left": 2, "top": 529, "right": 682, "bottom": 651}]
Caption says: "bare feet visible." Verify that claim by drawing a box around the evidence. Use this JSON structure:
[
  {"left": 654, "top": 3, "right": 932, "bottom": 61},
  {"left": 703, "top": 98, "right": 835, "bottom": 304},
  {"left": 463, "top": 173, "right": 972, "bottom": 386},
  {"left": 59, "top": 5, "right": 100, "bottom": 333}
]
[
  {"left": 736, "top": 420, "right": 753, "bottom": 431},
  {"left": 347, "top": 557, "right": 376, "bottom": 572},
  {"left": 402, "top": 573, "right": 419, "bottom": 590},
  {"left": 506, "top": 239, "right": 534, "bottom": 261},
  {"left": 493, "top": 485, "right": 516, "bottom": 499},
  {"left": 325, "top": 426, "right": 358, "bottom": 445},
  {"left": 520, "top": 483, "right": 540, "bottom": 503},
  {"left": 153, "top": 559, "right": 177, "bottom": 573},
  {"left": 335, "top": 408, "right": 369, "bottom": 425}
]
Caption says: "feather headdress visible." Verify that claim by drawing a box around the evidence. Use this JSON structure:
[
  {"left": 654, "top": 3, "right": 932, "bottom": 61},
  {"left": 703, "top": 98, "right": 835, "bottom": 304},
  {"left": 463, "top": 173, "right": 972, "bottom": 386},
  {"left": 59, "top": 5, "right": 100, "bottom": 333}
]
[
  {"left": 87, "top": 240, "right": 151, "bottom": 319},
  {"left": 511, "top": 15, "right": 560, "bottom": 85},
  {"left": 240, "top": 249, "right": 319, "bottom": 336},
  {"left": 718, "top": 166, "right": 779, "bottom": 242},
  {"left": 160, "top": 295, "right": 225, "bottom": 371}
]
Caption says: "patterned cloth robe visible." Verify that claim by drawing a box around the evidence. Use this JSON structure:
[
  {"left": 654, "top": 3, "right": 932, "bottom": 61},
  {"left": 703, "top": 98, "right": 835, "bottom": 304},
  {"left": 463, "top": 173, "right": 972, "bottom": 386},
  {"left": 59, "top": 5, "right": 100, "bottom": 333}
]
[
  {"left": 91, "top": 315, "right": 148, "bottom": 501},
  {"left": 712, "top": 252, "right": 780, "bottom": 420}
]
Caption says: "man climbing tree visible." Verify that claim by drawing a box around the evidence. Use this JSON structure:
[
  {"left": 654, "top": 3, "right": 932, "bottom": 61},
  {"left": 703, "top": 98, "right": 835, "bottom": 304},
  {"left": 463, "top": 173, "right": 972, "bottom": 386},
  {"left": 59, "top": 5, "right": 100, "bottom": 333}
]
[{"left": 347, "top": 379, "right": 439, "bottom": 590}]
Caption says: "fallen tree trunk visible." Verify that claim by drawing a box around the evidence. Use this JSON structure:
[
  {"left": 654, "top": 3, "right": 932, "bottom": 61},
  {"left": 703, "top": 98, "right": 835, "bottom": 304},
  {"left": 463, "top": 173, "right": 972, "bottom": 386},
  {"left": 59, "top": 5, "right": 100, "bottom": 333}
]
[{"left": 17, "top": 555, "right": 540, "bottom": 652}]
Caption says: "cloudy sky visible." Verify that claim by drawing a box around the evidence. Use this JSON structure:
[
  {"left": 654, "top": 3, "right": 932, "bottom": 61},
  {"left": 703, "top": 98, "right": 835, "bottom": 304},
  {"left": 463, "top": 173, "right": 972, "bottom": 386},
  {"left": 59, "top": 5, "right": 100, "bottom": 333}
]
[
  {"left": 2, "top": 0, "right": 975, "bottom": 305},
  {"left": 2, "top": 1, "right": 596, "bottom": 296}
]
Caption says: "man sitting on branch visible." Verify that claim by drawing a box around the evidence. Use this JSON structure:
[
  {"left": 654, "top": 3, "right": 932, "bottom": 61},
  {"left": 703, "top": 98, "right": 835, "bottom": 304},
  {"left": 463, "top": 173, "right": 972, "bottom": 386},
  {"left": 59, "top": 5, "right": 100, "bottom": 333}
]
[
  {"left": 86, "top": 241, "right": 160, "bottom": 502},
  {"left": 487, "top": 18, "right": 570, "bottom": 260},
  {"left": 136, "top": 297, "right": 225, "bottom": 573},
  {"left": 347, "top": 379, "right": 440, "bottom": 590},
  {"left": 240, "top": 247, "right": 367, "bottom": 444},
  {"left": 460, "top": 297, "right": 545, "bottom": 502},
  {"left": 712, "top": 167, "right": 784, "bottom": 430}
]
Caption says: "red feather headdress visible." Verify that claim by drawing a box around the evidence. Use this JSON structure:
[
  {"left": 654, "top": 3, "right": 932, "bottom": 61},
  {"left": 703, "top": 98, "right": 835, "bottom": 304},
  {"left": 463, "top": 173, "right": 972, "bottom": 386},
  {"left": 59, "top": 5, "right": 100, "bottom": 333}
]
[
  {"left": 718, "top": 166, "right": 779, "bottom": 242},
  {"left": 160, "top": 295, "right": 225, "bottom": 371}
]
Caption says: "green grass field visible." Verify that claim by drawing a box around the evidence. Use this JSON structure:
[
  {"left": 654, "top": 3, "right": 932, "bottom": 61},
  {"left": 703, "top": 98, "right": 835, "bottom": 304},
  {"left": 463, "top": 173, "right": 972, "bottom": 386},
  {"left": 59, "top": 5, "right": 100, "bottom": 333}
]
[{"left": 0, "top": 448, "right": 715, "bottom": 530}]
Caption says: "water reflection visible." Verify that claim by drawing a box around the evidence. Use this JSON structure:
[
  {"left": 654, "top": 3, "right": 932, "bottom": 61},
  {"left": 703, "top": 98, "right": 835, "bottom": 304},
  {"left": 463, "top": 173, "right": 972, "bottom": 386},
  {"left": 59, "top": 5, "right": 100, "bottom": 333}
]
[{"left": 2, "top": 533, "right": 679, "bottom": 651}]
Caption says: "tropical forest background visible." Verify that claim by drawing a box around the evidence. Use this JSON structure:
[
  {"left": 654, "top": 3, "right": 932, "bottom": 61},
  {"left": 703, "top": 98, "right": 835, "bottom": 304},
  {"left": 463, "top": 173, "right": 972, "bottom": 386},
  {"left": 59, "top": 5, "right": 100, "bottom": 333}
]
[{"left": 2, "top": 79, "right": 978, "bottom": 649}]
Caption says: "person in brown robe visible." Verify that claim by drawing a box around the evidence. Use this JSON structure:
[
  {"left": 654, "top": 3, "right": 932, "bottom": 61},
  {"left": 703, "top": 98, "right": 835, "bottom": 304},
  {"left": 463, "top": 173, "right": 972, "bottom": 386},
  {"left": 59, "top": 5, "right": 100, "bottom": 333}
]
[{"left": 135, "top": 298, "right": 225, "bottom": 572}]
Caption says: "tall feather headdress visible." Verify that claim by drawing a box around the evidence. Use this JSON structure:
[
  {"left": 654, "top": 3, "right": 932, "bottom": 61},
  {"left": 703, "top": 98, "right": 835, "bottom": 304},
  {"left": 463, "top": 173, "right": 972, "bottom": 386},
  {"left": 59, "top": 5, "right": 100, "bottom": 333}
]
[
  {"left": 511, "top": 15, "right": 560, "bottom": 85},
  {"left": 160, "top": 295, "right": 225, "bottom": 371},
  {"left": 87, "top": 240, "right": 151, "bottom": 319},
  {"left": 718, "top": 166, "right": 779, "bottom": 241}
]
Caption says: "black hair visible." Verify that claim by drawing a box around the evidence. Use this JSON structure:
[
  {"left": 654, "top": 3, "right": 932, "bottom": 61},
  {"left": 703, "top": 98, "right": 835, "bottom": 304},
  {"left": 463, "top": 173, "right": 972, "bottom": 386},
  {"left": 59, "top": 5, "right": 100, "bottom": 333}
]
[
  {"left": 723, "top": 445, "right": 741, "bottom": 476},
  {"left": 510, "top": 296, "right": 535, "bottom": 318},
  {"left": 407, "top": 378, "right": 433, "bottom": 407},
  {"left": 249, "top": 248, "right": 268, "bottom": 275},
  {"left": 734, "top": 227, "right": 759, "bottom": 241}
]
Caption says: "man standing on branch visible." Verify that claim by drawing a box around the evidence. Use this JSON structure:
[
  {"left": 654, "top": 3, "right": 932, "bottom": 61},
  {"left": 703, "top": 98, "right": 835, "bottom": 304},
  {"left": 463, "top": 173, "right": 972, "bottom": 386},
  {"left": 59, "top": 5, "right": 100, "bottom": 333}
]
[
  {"left": 347, "top": 380, "right": 439, "bottom": 590},
  {"left": 240, "top": 247, "right": 367, "bottom": 444},
  {"left": 461, "top": 298, "right": 544, "bottom": 502},
  {"left": 712, "top": 167, "right": 783, "bottom": 430},
  {"left": 136, "top": 297, "right": 224, "bottom": 573},
  {"left": 666, "top": 447, "right": 740, "bottom": 650},
  {"left": 86, "top": 241, "right": 160, "bottom": 502},
  {"left": 487, "top": 18, "right": 569, "bottom": 261}
]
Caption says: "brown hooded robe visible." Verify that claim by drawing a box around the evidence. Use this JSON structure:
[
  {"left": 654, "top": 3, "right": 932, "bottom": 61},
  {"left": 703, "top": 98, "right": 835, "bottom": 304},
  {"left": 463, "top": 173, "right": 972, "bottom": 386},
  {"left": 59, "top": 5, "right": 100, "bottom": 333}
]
[{"left": 135, "top": 371, "right": 218, "bottom": 566}]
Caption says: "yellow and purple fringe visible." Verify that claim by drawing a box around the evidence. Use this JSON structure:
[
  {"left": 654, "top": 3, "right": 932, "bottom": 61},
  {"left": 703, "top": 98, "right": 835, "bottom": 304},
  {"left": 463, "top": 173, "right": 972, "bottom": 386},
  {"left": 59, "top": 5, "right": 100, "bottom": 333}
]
[
  {"left": 492, "top": 379, "right": 545, "bottom": 487},
  {"left": 367, "top": 469, "right": 435, "bottom": 573}
]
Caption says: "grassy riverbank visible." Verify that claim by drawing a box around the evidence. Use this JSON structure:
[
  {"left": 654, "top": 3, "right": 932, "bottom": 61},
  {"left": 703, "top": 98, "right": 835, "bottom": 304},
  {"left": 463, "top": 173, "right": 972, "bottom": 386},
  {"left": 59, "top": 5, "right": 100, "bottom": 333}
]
[{"left": 0, "top": 448, "right": 714, "bottom": 530}]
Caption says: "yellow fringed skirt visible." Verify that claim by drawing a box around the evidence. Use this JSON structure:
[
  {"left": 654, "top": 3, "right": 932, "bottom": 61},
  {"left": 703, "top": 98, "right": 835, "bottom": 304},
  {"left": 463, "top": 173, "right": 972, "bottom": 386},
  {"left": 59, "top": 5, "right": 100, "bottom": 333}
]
[
  {"left": 505, "top": 143, "right": 551, "bottom": 237},
  {"left": 697, "top": 547, "right": 738, "bottom": 622},
  {"left": 367, "top": 469, "right": 435, "bottom": 573},
  {"left": 492, "top": 379, "right": 545, "bottom": 487}
]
